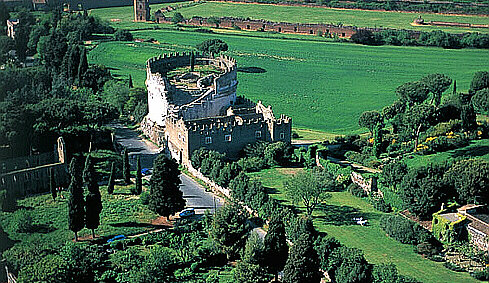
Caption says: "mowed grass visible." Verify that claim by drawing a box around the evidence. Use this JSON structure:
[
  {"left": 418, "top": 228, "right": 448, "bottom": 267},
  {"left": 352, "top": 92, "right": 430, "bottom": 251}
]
[
  {"left": 0, "top": 185, "right": 158, "bottom": 250},
  {"left": 89, "top": 28, "right": 489, "bottom": 134},
  {"left": 249, "top": 167, "right": 478, "bottom": 283},
  {"left": 172, "top": 1, "right": 489, "bottom": 33}
]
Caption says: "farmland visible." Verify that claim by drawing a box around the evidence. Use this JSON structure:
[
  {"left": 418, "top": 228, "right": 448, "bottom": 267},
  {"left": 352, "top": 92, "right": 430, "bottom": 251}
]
[
  {"left": 170, "top": 2, "right": 489, "bottom": 34},
  {"left": 249, "top": 167, "right": 479, "bottom": 283},
  {"left": 89, "top": 28, "right": 489, "bottom": 134}
]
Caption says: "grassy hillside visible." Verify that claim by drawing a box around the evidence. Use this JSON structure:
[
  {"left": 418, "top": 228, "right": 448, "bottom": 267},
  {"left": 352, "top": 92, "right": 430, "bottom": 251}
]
[
  {"left": 89, "top": 28, "right": 489, "bottom": 134},
  {"left": 249, "top": 167, "right": 479, "bottom": 283},
  {"left": 170, "top": 2, "right": 489, "bottom": 34}
]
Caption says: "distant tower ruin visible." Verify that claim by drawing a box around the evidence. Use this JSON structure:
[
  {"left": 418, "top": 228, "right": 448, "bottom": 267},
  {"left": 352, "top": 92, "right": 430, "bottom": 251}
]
[{"left": 134, "top": 0, "right": 150, "bottom": 22}]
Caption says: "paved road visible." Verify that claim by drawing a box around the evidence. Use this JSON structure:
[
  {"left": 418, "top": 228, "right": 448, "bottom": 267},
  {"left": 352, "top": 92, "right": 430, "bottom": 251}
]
[{"left": 111, "top": 124, "right": 223, "bottom": 215}]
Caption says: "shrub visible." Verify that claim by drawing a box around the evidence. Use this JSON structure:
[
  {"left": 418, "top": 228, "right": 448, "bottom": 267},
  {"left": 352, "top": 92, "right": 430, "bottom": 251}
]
[
  {"left": 114, "top": 29, "right": 133, "bottom": 41},
  {"left": 238, "top": 157, "right": 267, "bottom": 172},
  {"left": 472, "top": 268, "right": 489, "bottom": 280},
  {"left": 140, "top": 191, "right": 150, "bottom": 205},
  {"left": 443, "top": 262, "right": 465, "bottom": 272},
  {"left": 11, "top": 209, "right": 34, "bottom": 233},
  {"left": 369, "top": 197, "right": 392, "bottom": 213},
  {"left": 348, "top": 183, "right": 366, "bottom": 198},
  {"left": 379, "top": 214, "right": 430, "bottom": 245}
]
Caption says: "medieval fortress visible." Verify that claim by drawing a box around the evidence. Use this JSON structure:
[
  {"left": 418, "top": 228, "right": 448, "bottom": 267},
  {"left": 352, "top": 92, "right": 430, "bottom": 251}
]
[{"left": 141, "top": 52, "right": 292, "bottom": 166}]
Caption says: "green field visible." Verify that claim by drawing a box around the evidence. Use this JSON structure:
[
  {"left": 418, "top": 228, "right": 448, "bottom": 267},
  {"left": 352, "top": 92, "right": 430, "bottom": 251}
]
[
  {"left": 249, "top": 167, "right": 478, "bottom": 283},
  {"left": 89, "top": 28, "right": 489, "bottom": 134},
  {"left": 170, "top": 2, "right": 489, "bottom": 34}
]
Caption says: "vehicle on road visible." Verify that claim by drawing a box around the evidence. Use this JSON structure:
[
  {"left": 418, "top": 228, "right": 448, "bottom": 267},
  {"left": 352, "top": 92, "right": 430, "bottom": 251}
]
[
  {"left": 107, "top": 235, "right": 126, "bottom": 243},
  {"left": 141, "top": 168, "right": 151, "bottom": 176},
  {"left": 179, "top": 208, "right": 195, "bottom": 218}
]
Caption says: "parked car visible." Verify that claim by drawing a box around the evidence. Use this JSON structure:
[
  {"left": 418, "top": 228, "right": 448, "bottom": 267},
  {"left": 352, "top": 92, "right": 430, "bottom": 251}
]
[
  {"left": 141, "top": 168, "right": 151, "bottom": 176},
  {"left": 107, "top": 235, "right": 126, "bottom": 243},
  {"left": 179, "top": 208, "right": 195, "bottom": 218}
]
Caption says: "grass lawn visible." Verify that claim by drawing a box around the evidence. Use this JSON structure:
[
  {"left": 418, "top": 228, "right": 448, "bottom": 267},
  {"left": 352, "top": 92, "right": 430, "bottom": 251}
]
[
  {"left": 404, "top": 138, "right": 489, "bottom": 168},
  {"left": 249, "top": 167, "right": 479, "bottom": 283},
  {"left": 0, "top": 184, "right": 158, "bottom": 252},
  {"left": 171, "top": 1, "right": 489, "bottom": 34},
  {"left": 89, "top": 28, "right": 489, "bottom": 134}
]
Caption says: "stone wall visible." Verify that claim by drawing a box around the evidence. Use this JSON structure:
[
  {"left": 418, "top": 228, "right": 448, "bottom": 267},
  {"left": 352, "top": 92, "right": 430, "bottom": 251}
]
[
  {"left": 1, "top": 163, "right": 68, "bottom": 199},
  {"left": 155, "top": 14, "right": 422, "bottom": 39},
  {"left": 0, "top": 152, "right": 56, "bottom": 174}
]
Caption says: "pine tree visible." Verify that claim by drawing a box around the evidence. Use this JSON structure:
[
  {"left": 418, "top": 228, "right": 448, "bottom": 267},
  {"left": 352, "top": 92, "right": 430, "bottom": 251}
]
[
  {"left": 122, "top": 148, "right": 131, "bottom": 184},
  {"left": 77, "top": 47, "right": 88, "bottom": 84},
  {"left": 135, "top": 156, "right": 142, "bottom": 195},
  {"left": 148, "top": 155, "right": 185, "bottom": 221},
  {"left": 107, "top": 162, "right": 115, "bottom": 195},
  {"left": 83, "top": 155, "right": 102, "bottom": 238},
  {"left": 264, "top": 214, "right": 289, "bottom": 281},
  {"left": 283, "top": 233, "right": 321, "bottom": 283},
  {"left": 68, "top": 157, "right": 85, "bottom": 241},
  {"left": 128, "top": 74, "right": 134, "bottom": 88},
  {"left": 50, "top": 167, "right": 57, "bottom": 201}
]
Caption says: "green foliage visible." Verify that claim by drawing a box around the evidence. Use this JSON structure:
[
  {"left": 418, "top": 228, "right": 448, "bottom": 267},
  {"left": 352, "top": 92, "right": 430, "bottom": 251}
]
[
  {"left": 396, "top": 81, "right": 430, "bottom": 106},
  {"left": 10, "top": 209, "right": 34, "bottom": 233},
  {"left": 122, "top": 147, "right": 130, "bottom": 184},
  {"left": 444, "top": 159, "right": 489, "bottom": 204},
  {"left": 50, "top": 167, "right": 57, "bottom": 201},
  {"left": 348, "top": 183, "right": 367, "bottom": 198},
  {"left": 114, "top": 29, "right": 133, "bottom": 41},
  {"left": 83, "top": 155, "right": 102, "bottom": 236},
  {"left": 314, "top": 235, "right": 342, "bottom": 271},
  {"left": 206, "top": 16, "right": 221, "bottom": 28},
  {"left": 472, "top": 88, "right": 489, "bottom": 114},
  {"left": 283, "top": 233, "right": 321, "bottom": 283},
  {"left": 130, "top": 246, "right": 176, "bottom": 282},
  {"left": 101, "top": 80, "right": 130, "bottom": 115},
  {"left": 327, "top": 246, "right": 371, "bottom": 283},
  {"left": 379, "top": 214, "right": 431, "bottom": 245},
  {"left": 149, "top": 154, "right": 185, "bottom": 218},
  {"left": 285, "top": 167, "right": 334, "bottom": 216},
  {"left": 172, "top": 12, "right": 185, "bottom": 24},
  {"left": 107, "top": 162, "right": 115, "bottom": 194},
  {"left": 470, "top": 71, "right": 489, "bottom": 94},
  {"left": 263, "top": 215, "right": 288, "bottom": 277},
  {"left": 233, "top": 260, "right": 271, "bottom": 283},
  {"left": 420, "top": 73, "right": 452, "bottom": 106},
  {"left": 209, "top": 204, "right": 250, "bottom": 259},
  {"left": 135, "top": 156, "right": 142, "bottom": 195},
  {"left": 196, "top": 39, "right": 228, "bottom": 54},
  {"left": 139, "top": 191, "right": 150, "bottom": 205},
  {"left": 68, "top": 157, "right": 85, "bottom": 239}
]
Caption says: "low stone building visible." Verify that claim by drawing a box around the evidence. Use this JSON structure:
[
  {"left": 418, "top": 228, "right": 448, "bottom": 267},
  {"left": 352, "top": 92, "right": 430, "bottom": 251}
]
[
  {"left": 141, "top": 52, "right": 291, "bottom": 166},
  {"left": 433, "top": 204, "right": 489, "bottom": 251}
]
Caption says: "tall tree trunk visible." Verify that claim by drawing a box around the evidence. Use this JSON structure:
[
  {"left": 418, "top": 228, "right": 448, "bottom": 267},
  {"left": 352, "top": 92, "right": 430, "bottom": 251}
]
[
  {"left": 92, "top": 229, "right": 95, "bottom": 239},
  {"left": 74, "top": 232, "right": 78, "bottom": 242}
]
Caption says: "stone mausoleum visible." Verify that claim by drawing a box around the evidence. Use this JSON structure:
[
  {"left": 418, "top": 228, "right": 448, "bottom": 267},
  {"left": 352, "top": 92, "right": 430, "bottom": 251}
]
[{"left": 141, "top": 52, "right": 292, "bottom": 166}]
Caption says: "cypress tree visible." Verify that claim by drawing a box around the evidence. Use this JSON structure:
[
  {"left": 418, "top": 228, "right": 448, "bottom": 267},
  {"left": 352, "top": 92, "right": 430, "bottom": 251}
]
[
  {"left": 68, "top": 157, "right": 85, "bottom": 241},
  {"left": 62, "top": 44, "right": 80, "bottom": 82},
  {"left": 453, "top": 80, "right": 457, "bottom": 95},
  {"left": 77, "top": 47, "right": 88, "bottom": 84},
  {"left": 83, "top": 155, "right": 102, "bottom": 238},
  {"left": 50, "top": 167, "right": 57, "bottom": 201},
  {"left": 190, "top": 52, "right": 195, "bottom": 72},
  {"left": 122, "top": 148, "right": 131, "bottom": 184},
  {"left": 135, "top": 156, "right": 142, "bottom": 195},
  {"left": 264, "top": 214, "right": 289, "bottom": 281},
  {"left": 283, "top": 233, "right": 321, "bottom": 283},
  {"left": 148, "top": 155, "right": 185, "bottom": 221},
  {"left": 128, "top": 74, "right": 134, "bottom": 88},
  {"left": 107, "top": 162, "right": 115, "bottom": 195}
]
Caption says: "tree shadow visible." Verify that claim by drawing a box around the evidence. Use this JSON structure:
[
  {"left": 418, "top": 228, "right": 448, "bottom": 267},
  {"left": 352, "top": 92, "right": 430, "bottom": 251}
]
[
  {"left": 264, "top": 186, "right": 279, "bottom": 194},
  {"left": 450, "top": 145, "right": 489, "bottom": 158},
  {"left": 237, "top": 67, "right": 267, "bottom": 74},
  {"left": 109, "top": 221, "right": 169, "bottom": 229},
  {"left": 31, "top": 223, "right": 56, "bottom": 234},
  {"left": 314, "top": 204, "right": 379, "bottom": 226}
]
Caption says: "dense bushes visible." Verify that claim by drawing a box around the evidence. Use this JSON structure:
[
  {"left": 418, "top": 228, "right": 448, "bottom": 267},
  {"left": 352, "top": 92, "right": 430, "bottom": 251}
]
[
  {"left": 114, "top": 29, "right": 133, "bottom": 41},
  {"left": 379, "top": 214, "right": 431, "bottom": 245}
]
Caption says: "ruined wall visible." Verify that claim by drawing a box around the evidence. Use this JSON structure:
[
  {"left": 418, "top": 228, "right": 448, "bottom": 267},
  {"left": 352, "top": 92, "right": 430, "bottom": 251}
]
[
  {"left": 155, "top": 14, "right": 421, "bottom": 39},
  {"left": 145, "top": 53, "right": 238, "bottom": 125}
]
